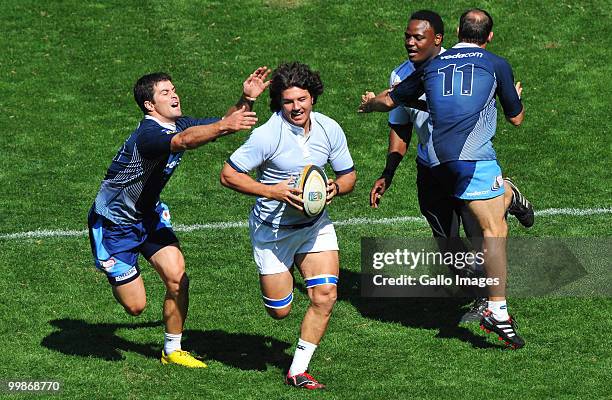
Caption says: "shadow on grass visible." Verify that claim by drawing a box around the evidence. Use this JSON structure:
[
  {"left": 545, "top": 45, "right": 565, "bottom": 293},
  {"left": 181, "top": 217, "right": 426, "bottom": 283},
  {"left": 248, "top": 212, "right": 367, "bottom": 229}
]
[
  {"left": 41, "top": 319, "right": 161, "bottom": 361},
  {"left": 328, "top": 269, "right": 498, "bottom": 349},
  {"left": 41, "top": 319, "right": 292, "bottom": 370},
  {"left": 183, "top": 329, "right": 292, "bottom": 371}
]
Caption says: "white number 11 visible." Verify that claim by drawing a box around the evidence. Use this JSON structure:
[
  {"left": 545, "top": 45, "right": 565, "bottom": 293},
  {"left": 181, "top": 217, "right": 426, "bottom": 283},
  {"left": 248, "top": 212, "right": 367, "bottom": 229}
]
[{"left": 437, "top": 63, "right": 474, "bottom": 96}]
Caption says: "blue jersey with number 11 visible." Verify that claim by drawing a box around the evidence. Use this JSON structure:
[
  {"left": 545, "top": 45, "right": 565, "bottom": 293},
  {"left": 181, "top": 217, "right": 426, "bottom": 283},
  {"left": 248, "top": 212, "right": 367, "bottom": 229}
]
[{"left": 390, "top": 43, "right": 522, "bottom": 166}]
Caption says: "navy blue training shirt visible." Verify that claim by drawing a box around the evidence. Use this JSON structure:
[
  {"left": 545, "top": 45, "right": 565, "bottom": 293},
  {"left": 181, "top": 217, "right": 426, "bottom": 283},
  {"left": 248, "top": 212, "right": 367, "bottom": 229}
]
[
  {"left": 94, "top": 115, "right": 219, "bottom": 224},
  {"left": 390, "top": 43, "right": 523, "bottom": 166}
]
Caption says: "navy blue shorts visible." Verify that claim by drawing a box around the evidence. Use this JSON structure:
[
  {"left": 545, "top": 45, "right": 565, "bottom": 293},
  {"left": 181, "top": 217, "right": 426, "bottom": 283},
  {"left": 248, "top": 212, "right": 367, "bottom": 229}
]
[{"left": 87, "top": 203, "right": 178, "bottom": 286}]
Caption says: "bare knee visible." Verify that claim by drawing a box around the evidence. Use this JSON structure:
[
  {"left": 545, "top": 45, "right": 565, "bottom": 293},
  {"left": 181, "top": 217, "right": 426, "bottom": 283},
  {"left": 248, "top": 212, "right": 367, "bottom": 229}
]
[
  {"left": 266, "top": 304, "right": 292, "bottom": 320},
  {"left": 165, "top": 269, "right": 189, "bottom": 299},
  {"left": 124, "top": 300, "right": 147, "bottom": 316},
  {"left": 309, "top": 285, "right": 338, "bottom": 315},
  {"left": 112, "top": 279, "right": 147, "bottom": 316}
]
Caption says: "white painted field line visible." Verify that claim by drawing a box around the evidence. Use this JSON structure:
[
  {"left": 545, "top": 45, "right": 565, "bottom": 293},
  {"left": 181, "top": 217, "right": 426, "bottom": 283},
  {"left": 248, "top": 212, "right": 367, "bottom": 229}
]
[
  {"left": 534, "top": 207, "right": 612, "bottom": 216},
  {"left": 0, "top": 229, "right": 88, "bottom": 240},
  {"left": 0, "top": 207, "right": 610, "bottom": 240}
]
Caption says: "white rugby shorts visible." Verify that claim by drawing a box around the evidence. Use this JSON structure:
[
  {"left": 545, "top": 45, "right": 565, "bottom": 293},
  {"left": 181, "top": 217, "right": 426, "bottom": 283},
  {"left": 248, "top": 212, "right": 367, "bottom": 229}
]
[{"left": 248, "top": 213, "right": 339, "bottom": 275}]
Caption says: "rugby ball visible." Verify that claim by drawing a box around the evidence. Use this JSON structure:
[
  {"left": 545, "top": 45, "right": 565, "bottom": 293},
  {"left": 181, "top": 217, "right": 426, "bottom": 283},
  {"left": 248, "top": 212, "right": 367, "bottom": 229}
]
[{"left": 298, "top": 164, "right": 327, "bottom": 217}]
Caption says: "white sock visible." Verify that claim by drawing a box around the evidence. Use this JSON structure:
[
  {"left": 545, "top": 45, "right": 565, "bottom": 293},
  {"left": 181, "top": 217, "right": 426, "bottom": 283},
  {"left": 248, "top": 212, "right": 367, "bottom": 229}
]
[
  {"left": 488, "top": 300, "right": 509, "bottom": 321},
  {"left": 164, "top": 332, "right": 182, "bottom": 355},
  {"left": 288, "top": 338, "right": 317, "bottom": 376}
]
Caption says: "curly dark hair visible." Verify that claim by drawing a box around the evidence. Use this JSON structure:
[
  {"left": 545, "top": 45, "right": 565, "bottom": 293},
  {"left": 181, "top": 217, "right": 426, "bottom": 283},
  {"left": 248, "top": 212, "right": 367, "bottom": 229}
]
[{"left": 269, "top": 62, "right": 324, "bottom": 112}]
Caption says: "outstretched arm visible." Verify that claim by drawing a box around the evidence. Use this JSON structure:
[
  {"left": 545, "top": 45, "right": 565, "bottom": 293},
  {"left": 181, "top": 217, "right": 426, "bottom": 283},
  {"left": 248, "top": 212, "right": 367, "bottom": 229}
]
[
  {"left": 169, "top": 66, "right": 272, "bottom": 152},
  {"left": 360, "top": 67, "right": 426, "bottom": 114},
  {"left": 358, "top": 89, "right": 397, "bottom": 113},
  {"left": 170, "top": 106, "right": 258, "bottom": 151}
]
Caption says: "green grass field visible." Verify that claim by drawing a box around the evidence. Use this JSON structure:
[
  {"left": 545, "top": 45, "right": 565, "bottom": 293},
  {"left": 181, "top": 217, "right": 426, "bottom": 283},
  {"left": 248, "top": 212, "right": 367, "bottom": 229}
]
[{"left": 1, "top": 1, "right": 611, "bottom": 398}]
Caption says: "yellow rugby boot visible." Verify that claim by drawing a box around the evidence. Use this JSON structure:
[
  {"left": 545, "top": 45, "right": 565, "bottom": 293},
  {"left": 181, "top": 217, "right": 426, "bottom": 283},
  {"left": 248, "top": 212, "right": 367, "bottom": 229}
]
[{"left": 161, "top": 350, "right": 207, "bottom": 368}]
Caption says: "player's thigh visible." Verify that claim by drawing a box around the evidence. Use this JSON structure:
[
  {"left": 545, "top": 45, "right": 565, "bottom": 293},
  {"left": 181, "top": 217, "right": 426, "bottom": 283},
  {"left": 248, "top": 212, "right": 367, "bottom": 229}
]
[
  {"left": 249, "top": 215, "right": 299, "bottom": 276},
  {"left": 112, "top": 276, "right": 146, "bottom": 314},
  {"left": 459, "top": 201, "right": 483, "bottom": 239},
  {"left": 295, "top": 251, "right": 339, "bottom": 278},
  {"left": 146, "top": 243, "right": 186, "bottom": 288},
  {"left": 87, "top": 208, "right": 144, "bottom": 287},
  {"left": 249, "top": 217, "right": 298, "bottom": 313},
  {"left": 417, "top": 163, "right": 461, "bottom": 238},
  {"left": 451, "top": 160, "right": 505, "bottom": 202},
  {"left": 141, "top": 204, "right": 185, "bottom": 287},
  {"left": 294, "top": 217, "right": 340, "bottom": 298},
  {"left": 432, "top": 160, "right": 506, "bottom": 235},
  {"left": 466, "top": 195, "right": 507, "bottom": 236},
  {"left": 259, "top": 270, "right": 295, "bottom": 300},
  {"left": 420, "top": 193, "right": 462, "bottom": 238},
  {"left": 293, "top": 216, "right": 339, "bottom": 269}
]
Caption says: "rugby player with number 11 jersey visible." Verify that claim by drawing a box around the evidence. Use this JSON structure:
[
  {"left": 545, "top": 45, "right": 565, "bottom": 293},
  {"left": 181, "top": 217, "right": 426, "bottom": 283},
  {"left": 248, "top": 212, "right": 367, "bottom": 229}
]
[{"left": 359, "top": 9, "right": 528, "bottom": 348}]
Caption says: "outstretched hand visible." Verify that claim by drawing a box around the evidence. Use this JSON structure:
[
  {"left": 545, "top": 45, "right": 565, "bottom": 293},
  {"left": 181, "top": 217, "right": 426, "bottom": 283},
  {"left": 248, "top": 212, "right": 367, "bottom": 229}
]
[
  {"left": 222, "top": 106, "right": 258, "bottom": 133},
  {"left": 358, "top": 91, "right": 376, "bottom": 113},
  {"left": 243, "top": 66, "right": 272, "bottom": 100}
]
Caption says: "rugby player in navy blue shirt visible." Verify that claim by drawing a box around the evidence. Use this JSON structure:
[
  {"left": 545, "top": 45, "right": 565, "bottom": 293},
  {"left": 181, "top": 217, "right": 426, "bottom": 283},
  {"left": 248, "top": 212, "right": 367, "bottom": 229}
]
[
  {"left": 367, "top": 10, "right": 492, "bottom": 321},
  {"left": 359, "top": 9, "right": 527, "bottom": 348},
  {"left": 88, "top": 67, "right": 271, "bottom": 367}
]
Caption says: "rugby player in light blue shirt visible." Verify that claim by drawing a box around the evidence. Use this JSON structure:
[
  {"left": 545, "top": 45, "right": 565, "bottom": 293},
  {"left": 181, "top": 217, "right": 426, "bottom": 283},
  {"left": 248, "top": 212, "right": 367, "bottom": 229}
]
[
  {"left": 88, "top": 67, "right": 271, "bottom": 368},
  {"left": 359, "top": 9, "right": 527, "bottom": 349},
  {"left": 221, "top": 62, "right": 356, "bottom": 390}
]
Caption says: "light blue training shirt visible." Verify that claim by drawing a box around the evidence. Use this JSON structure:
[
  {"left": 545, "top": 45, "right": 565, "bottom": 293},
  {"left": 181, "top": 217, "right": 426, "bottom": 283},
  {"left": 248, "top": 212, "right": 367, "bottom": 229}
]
[{"left": 228, "top": 111, "right": 354, "bottom": 228}]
